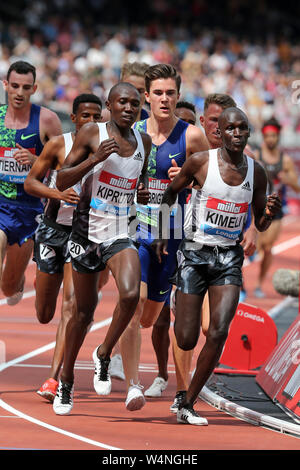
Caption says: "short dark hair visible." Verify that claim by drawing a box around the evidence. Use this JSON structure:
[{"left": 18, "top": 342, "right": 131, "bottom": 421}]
[
  {"left": 107, "top": 82, "right": 140, "bottom": 101},
  {"left": 144, "top": 63, "right": 181, "bottom": 93},
  {"left": 72, "top": 94, "right": 102, "bottom": 114},
  {"left": 204, "top": 93, "right": 236, "bottom": 111},
  {"left": 7, "top": 60, "right": 36, "bottom": 83},
  {"left": 120, "top": 62, "right": 149, "bottom": 80},
  {"left": 261, "top": 117, "right": 282, "bottom": 133},
  {"left": 176, "top": 101, "right": 196, "bottom": 113}
]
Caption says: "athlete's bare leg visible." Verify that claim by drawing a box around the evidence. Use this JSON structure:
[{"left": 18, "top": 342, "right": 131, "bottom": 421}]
[
  {"left": 35, "top": 269, "right": 64, "bottom": 324},
  {"left": 49, "top": 262, "right": 75, "bottom": 380},
  {"left": 1, "top": 238, "right": 33, "bottom": 297},
  {"left": 0, "top": 230, "right": 7, "bottom": 284},
  {"left": 256, "top": 219, "right": 281, "bottom": 293},
  {"left": 151, "top": 304, "right": 171, "bottom": 382},
  {"left": 120, "top": 283, "right": 164, "bottom": 389},
  {"left": 176, "top": 284, "right": 240, "bottom": 406}
]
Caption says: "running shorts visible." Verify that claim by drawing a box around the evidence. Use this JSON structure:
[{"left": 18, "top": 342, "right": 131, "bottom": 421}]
[
  {"left": 69, "top": 231, "right": 138, "bottom": 274},
  {"left": 33, "top": 216, "right": 72, "bottom": 274},
  {"left": 173, "top": 239, "right": 244, "bottom": 295},
  {"left": 138, "top": 236, "right": 181, "bottom": 303},
  {"left": 0, "top": 200, "right": 42, "bottom": 246}
]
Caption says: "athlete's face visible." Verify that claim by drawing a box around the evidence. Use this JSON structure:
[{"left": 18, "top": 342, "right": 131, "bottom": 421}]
[
  {"left": 71, "top": 102, "right": 102, "bottom": 132},
  {"left": 200, "top": 103, "right": 224, "bottom": 149},
  {"left": 263, "top": 130, "right": 280, "bottom": 150},
  {"left": 145, "top": 78, "right": 179, "bottom": 120},
  {"left": 175, "top": 107, "right": 196, "bottom": 125},
  {"left": 3, "top": 71, "right": 37, "bottom": 110},
  {"left": 108, "top": 86, "right": 140, "bottom": 128},
  {"left": 219, "top": 111, "right": 250, "bottom": 152},
  {"left": 123, "top": 74, "right": 146, "bottom": 108}
]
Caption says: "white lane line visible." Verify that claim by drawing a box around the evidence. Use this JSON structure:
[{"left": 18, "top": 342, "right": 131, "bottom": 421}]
[
  {"left": 0, "top": 399, "right": 121, "bottom": 450},
  {"left": 0, "top": 316, "right": 122, "bottom": 450},
  {"left": 0, "top": 317, "right": 112, "bottom": 372},
  {"left": 243, "top": 234, "right": 300, "bottom": 267}
]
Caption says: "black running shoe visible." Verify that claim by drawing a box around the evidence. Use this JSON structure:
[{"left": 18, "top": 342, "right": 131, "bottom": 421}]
[{"left": 170, "top": 390, "right": 187, "bottom": 414}]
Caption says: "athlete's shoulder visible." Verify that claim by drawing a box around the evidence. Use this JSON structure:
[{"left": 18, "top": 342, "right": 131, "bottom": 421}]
[
  {"left": 186, "top": 124, "right": 209, "bottom": 154},
  {"left": 39, "top": 106, "right": 62, "bottom": 141}
]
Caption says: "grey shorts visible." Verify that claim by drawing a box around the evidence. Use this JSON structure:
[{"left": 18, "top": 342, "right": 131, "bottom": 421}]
[
  {"left": 172, "top": 239, "right": 244, "bottom": 295},
  {"left": 33, "top": 217, "right": 72, "bottom": 274},
  {"left": 69, "top": 231, "right": 138, "bottom": 274}
]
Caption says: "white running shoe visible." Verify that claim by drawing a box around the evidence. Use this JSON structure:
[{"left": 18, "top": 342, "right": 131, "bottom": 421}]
[
  {"left": 170, "top": 289, "right": 177, "bottom": 315},
  {"left": 92, "top": 347, "right": 111, "bottom": 395},
  {"left": 6, "top": 281, "right": 24, "bottom": 306},
  {"left": 177, "top": 405, "right": 208, "bottom": 426},
  {"left": 125, "top": 381, "right": 146, "bottom": 411},
  {"left": 144, "top": 377, "right": 168, "bottom": 397},
  {"left": 109, "top": 354, "right": 125, "bottom": 381},
  {"left": 53, "top": 380, "right": 74, "bottom": 415}
]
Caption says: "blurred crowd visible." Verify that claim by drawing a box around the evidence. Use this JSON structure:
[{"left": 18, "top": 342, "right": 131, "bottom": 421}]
[{"left": 0, "top": 0, "right": 300, "bottom": 146}]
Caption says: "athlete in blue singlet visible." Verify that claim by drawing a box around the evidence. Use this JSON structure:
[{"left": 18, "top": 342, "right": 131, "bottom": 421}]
[
  {"left": 0, "top": 61, "right": 62, "bottom": 305},
  {"left": 119, "top": 64, "right": 209, "bottom": 412}
]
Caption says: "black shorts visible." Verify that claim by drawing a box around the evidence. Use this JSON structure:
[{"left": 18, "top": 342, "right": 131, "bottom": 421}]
[
  {"left": 33, "top": 217, "right": 72, "bottom": 274},
  {"left": 173, "top": 239, "right": 244, "bottom": 295},
  {"left": 69, "top": 231, "right": 138, "bottom": 274}
]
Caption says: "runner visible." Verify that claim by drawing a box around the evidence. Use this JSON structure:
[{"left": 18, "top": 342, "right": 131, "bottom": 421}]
[
  {"left": 154, "top": 107, "right": 281, "bottom": 425},
  {"left": 0, "top": 60, "right": 62, "bottom": 305},
  {"left": 24, "top": 93, "right": 104, "bottom": 402},
  {"left": 119, "top": 64, "right": 209, "bottom": 411},
  {"left": 253, "top": 117, "right": 300, "bottom": 298},
  {"left": 52, "top": 82, "right": 151, "bottom": 415}
]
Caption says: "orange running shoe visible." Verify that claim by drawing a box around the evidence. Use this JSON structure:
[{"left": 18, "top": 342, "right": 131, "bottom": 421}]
[{"left": 37, "top": 378, "right": 58, "bottom": 402}]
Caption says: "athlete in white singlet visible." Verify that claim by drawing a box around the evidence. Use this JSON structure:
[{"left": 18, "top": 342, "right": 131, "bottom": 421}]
[
  {"left": 24, "top": 94, "right": 104, "bottom": 402},
  {"left": 52, "top": 82, "right": 151, "bottom": 415},
  {"left": 154, "top": 107, "right": 282, "bottom": 425}
]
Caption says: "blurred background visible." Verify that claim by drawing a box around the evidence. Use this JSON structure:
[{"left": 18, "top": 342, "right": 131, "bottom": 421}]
[{"left": 0, "top": 0, "right": 299, "bottom": 150}]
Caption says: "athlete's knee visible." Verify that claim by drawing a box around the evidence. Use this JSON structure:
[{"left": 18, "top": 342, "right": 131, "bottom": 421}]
[
  {"left": 61, "top": 294, "right": 75, "bottom": 321},
  {"left": 206, "top": 324, "right": 229, "bottom": 349},
  {"left": 119, "top": 286, "right": 140, "bottom": 310},
  {"left": 36, "top": 303, "right": 56, "bottom": 324},
  {"left": 175, "top": 327, "right": 197, "bottom": 351},
  {"left": 74, "top": 309, "right": 94, "bottom": 328}
]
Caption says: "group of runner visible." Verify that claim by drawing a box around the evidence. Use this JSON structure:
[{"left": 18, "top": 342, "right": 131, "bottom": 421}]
[{"left": 2, "top": 58, "right": 297, "bottom": 425}]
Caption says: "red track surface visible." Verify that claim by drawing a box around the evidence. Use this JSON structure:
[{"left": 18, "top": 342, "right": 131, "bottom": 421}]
[{"left": 0, "top": 214, "right": 299, "bottom": 451}]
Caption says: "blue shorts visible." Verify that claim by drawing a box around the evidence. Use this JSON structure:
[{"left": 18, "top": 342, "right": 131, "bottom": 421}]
[
  {"left": 138, "top": 236, "right": 181, "bottom": 303},
  {"left": 0, "top": 201, "right": 42, "bottom": 246}
]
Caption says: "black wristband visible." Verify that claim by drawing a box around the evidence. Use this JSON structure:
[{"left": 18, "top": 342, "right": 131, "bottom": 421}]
[{"left": 263, "top": 208, "right": 273, "bottom": 221}]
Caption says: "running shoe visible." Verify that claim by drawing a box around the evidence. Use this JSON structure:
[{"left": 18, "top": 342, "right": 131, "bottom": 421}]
[
  {"left": 92, "top": 347, "right": 111, "bottom": 395},
  {"left": 170, "top": 289, "right": 177, "bottom": 315},
  {"left": 6, "top": 279, "right": 25, "bottom": 306},
  {"left": 170, "top": 390, "right": 187, "bottom": 413},
  {"left": 37, "top": 378, "right": 58, "bottom": 403},
  {"left": 125, "top": 381, "right": 146, "bottom": 411},
  {"left": 177, "top": 404, "right": 208, "bottom": 425},
  {"left": 53, "top": 380, "right": 74, "bottom": 415},
  {"left": 145, "top": 377, "right": 168, "bottom": 397},
  {"left": 109, "top": 354, "right": 125, "bottom": 381}
]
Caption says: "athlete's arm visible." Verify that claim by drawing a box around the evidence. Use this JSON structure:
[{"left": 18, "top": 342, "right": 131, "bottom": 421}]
[
  {"left": 39, "top": 107, "right": 63, "bottom": 144},
  {"left": 56, "top": 122, "right": 119, "bottom": 191},
  {"left": 136, "top": 133, "right": 151, "bottom": 204},
  {"left": 185, "top": 124, "right": 209, "bottom": 157},
  {"left": 252, "top": 161, "right": 282, "bottom": 231},
  {"left": 279, "top": 154, "right": 300, "bottom": 193},
  {"left": 24, "top": 136, "right": 80, "bottom": 204}
]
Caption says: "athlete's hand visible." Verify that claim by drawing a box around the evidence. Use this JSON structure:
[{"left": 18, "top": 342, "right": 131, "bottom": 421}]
[
  {"left": 136, "top": 183, "right": 150, "bottom": 205},
  {"left": 152, "top": 238, "right": 168, "bottom": 263},
  {"left": 14, "top": 143, "right": 37, "bottom": 166},
  {"left": 265, "top": 192, "right": 282, "bottom": 218},
  {"left": 59, "top": 188, "right": 80, "bottom": 204},
  {"left": 93, "top": 138, "right": 120, "bottom": 163},
  {"left": 241, "top": 225, "right": 257, "bottom": 257},
  {"left": 168, "top": 159, "right": 181, "bottom": 181}
]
